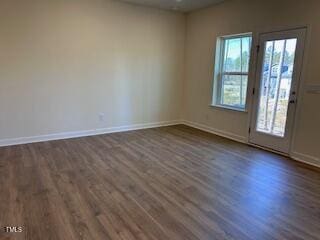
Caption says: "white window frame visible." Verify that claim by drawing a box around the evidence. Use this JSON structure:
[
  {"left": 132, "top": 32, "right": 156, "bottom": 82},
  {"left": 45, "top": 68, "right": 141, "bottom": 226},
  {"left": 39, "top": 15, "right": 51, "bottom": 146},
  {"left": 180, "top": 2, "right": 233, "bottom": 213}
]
[{"left": 212, "top": 33, "right": 253, "bottom": 111}]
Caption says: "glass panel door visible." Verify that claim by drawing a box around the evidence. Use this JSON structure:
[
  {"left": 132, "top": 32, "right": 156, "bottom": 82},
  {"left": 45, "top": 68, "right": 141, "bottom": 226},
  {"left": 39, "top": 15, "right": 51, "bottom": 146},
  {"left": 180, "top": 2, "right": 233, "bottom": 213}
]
[{"left": 249, "top": 28, "right": 306, "bottom": 154}]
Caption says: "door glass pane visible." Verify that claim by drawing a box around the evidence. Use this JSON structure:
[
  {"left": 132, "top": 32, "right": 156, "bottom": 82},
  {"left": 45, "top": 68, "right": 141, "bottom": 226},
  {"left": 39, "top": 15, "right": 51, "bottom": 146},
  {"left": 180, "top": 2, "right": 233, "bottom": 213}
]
[{"left": 256, "top": 38, "right": 297, "bottom": 137}]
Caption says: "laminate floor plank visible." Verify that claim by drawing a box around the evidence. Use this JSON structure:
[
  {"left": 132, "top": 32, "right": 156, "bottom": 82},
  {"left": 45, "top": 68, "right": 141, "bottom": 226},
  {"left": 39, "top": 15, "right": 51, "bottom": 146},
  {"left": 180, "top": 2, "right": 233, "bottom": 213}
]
[{"left": 0, "top": 125, "right": 319, "bottom": 240}]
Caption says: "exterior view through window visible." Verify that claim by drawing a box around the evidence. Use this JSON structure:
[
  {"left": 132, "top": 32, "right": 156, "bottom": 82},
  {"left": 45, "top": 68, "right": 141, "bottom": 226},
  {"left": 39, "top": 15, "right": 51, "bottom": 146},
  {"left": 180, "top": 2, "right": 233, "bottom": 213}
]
[
  {"left": 213, "top": 34, "right": 252, "bottom": 110},
  {"left": 256, "top": 38, "right": 297, "bottom": 137}
]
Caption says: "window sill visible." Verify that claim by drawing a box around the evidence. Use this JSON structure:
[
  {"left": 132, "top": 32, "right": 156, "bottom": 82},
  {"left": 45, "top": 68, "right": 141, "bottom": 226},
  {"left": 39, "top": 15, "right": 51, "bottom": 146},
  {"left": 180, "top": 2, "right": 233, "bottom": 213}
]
[{"left": 210, "top": 104, "right": 248, "bottom": 113}]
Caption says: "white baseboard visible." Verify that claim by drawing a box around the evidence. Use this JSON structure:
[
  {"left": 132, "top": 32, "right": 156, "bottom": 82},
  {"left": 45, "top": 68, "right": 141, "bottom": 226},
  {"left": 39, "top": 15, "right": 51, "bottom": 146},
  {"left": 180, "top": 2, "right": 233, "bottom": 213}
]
[
  {"left": 291, "top": 152, "right": 320, "bottom": 168},
  {"left": 182, "top": 120, "right": 247, "bottom": 143},
  {"left": 0, "top": 120, "right": 182, "bottom": 147}
]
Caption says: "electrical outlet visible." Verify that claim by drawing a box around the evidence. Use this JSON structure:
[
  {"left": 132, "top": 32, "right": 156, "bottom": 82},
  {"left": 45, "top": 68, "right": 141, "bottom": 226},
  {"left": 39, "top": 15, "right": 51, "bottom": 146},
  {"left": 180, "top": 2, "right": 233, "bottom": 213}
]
[{"left": 98, "top": 113, "right": 105, "bottom": 122}]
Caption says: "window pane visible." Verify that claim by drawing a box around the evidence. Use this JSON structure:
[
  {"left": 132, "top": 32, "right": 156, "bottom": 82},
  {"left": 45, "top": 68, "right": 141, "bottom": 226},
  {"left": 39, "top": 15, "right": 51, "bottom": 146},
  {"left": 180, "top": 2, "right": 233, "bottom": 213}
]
[
  {"left": 241, "top": 37, "right": 252, "bottom": 72},
  {"left": 221, "top": 74, "right": 248, "bottom": 108},
  {"left": 223, "top": 36, "right": 251, "bottom": 73},
  {"left": 223, "top": 38, "right": 241, "bottom": 72}
]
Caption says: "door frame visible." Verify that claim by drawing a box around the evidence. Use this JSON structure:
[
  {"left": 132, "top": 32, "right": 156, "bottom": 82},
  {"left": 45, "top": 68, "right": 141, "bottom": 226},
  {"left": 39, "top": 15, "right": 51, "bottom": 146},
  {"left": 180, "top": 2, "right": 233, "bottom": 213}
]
[{"left": 247, "top": 27, "right": 308, "bottom": 154}]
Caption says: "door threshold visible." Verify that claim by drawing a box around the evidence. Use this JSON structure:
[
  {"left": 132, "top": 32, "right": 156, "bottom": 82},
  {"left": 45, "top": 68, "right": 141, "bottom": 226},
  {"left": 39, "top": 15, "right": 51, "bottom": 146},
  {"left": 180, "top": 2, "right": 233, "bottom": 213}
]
[{"left": 248, "top": 142, "right": 289, "bottom": 157}]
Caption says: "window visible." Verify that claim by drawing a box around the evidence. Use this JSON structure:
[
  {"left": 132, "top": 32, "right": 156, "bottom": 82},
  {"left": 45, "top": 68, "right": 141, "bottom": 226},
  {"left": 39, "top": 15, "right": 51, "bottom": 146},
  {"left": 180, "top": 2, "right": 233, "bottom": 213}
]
[{"left": 212, "top": 34, "right": 252, "bottom": 110}]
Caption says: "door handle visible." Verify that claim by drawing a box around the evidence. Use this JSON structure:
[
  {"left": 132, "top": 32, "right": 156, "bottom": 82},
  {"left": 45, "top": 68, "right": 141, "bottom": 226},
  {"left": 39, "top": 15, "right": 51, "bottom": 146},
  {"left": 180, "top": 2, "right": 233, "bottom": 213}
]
[{"left": 289, "top": 100, "right": 295, "bottom": 104}]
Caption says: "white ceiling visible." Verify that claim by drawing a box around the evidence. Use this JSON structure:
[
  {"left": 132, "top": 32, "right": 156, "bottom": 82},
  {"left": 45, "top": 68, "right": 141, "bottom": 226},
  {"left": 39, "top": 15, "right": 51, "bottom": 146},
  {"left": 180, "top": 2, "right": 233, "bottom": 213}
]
[{"left": 115, "top": 0, "right": 225, "bottom": 12}]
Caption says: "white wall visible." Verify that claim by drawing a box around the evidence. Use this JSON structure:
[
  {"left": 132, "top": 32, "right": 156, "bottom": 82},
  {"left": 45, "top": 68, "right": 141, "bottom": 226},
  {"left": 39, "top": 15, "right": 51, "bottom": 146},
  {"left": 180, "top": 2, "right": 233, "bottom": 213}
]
[
  {"left": 0, "top": 0, "right": 185, "bottom": 141},
  {"left": 183, "top": 0, "right": 320, "bottom": 165}
]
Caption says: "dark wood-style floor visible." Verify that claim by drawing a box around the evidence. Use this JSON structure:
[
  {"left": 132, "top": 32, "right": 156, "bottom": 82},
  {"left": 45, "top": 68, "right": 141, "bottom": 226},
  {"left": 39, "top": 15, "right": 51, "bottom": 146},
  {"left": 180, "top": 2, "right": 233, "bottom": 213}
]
[{"left": 0, "top": 125, "right": 319, "bottom": 240}]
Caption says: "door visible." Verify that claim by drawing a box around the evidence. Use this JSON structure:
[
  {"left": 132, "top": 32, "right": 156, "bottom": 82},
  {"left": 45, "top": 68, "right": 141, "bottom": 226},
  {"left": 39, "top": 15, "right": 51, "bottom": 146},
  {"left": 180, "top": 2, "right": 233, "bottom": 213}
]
[{"left": 249, "top": 28, "right": 306, "bottom": 153}]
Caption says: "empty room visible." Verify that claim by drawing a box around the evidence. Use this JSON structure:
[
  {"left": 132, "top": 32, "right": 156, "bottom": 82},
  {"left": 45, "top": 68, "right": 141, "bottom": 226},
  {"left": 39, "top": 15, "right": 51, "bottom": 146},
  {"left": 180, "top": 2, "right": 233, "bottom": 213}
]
[{"left": 1, "top": 0, "right": 320, "bottom": 239}]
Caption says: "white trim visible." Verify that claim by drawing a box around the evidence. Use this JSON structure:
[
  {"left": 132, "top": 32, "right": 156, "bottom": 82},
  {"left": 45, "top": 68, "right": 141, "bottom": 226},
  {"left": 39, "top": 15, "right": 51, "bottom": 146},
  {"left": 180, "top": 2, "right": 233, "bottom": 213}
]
[
  {"left": 182, "top": 120, "right": 247, "bottom": 143},
  {"left": 210, "top": 104, "right": 248, "bottom": 113},
  {"left": 291, "top": 152, "right": 320, "bottom": 168},
  {"left": 219, "top": 32, "right": 253, "bottom": 40},
  {"left": 0, "top": 120, "right": 181, "bottom": 147}
]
